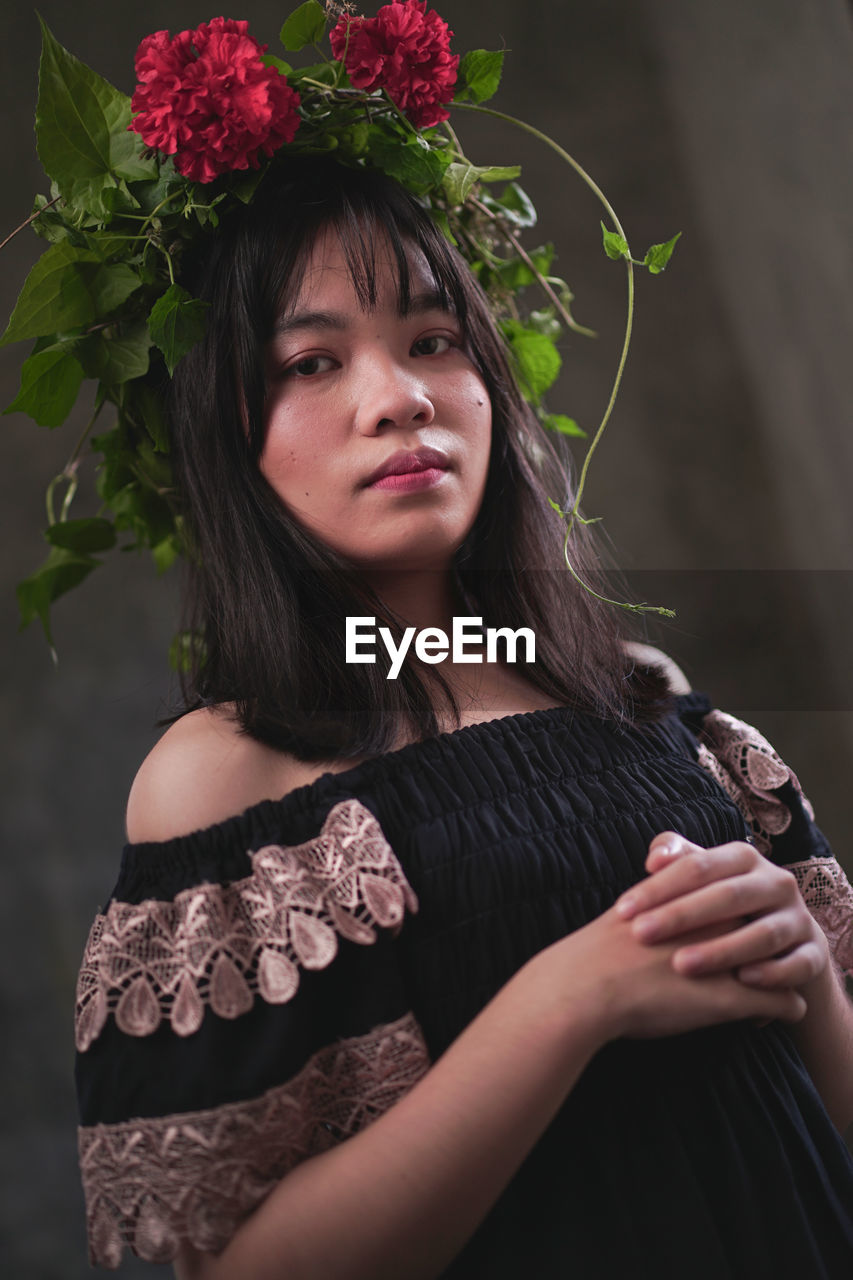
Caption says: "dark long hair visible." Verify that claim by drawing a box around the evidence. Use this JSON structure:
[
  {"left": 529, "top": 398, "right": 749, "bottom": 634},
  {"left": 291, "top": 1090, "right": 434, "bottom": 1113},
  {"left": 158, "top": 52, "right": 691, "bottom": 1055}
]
[{"left": 169, "top": 158, "right": 670, "bottom": 760}]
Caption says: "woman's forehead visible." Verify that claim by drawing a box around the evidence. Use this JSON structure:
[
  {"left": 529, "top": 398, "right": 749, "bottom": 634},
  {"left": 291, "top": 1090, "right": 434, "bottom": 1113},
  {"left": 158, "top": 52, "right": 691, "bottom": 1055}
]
[{"left": 285, "top": 224, "right": 444, "bottom": 316}]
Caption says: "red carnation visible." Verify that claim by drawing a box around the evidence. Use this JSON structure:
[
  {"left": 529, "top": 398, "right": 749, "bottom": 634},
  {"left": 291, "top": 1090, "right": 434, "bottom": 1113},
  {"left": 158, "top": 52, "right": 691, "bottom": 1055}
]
[
  {"left": 331, "top": 0, "right": 458, "bottom": 129},
  {"left": 130, "top": 17, "right": 301, "bottom": 184}
]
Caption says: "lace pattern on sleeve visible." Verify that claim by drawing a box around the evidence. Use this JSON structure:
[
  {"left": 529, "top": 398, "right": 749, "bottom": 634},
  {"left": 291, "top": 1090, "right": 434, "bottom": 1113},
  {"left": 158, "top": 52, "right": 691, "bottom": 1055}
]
[
  {"left": 694, "top": 709, "right": 814, "bottom": 857},
  {"left": 79, "top": 1011, "right": 431, "bottom": 1269},
  {"left": 694, "top": 708, "right": 853, "bottom": 979},
  {"left": 75, "top": 798, "right": 419, "bottom": 1050},
  {"left": 785, "top": 857, "right": 853, "bottom": 980}
]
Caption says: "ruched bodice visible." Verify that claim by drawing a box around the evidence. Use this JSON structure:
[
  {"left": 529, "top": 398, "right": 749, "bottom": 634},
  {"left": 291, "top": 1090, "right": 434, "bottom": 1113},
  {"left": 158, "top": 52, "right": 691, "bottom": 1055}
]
[{"left": 76, "top": 694, "right": 853, "bottom": 1275}]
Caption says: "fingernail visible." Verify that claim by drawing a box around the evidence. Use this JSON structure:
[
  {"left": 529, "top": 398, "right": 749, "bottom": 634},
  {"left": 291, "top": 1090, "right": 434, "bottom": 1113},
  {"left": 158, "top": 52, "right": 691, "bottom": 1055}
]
[
  {"left": 652, "top": 837, "right": 682, "bottom": 859},
  {"left": 673, "top": 948, "right": 700, "bottom": 973},
  {"left": 616, "top": 895, "right": 637, "bottom": 919}
]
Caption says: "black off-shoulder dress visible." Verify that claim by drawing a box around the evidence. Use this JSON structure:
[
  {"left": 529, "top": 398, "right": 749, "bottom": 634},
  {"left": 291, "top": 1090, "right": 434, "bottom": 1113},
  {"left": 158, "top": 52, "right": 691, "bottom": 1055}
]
[{"left": 75, "top": 692, "right": 853, "bottom": 1276}]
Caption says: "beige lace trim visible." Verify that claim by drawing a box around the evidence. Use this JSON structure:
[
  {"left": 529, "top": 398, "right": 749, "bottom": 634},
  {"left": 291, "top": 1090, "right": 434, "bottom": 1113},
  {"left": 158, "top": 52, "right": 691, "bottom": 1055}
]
[
  {"left": 786, "top": 857, "right": 853, "bottom": 980},
  {"left": 694, "top": 709, "right": 815, "bottom": 857},
  {"left": 75, "top": 799, "right": 419, "bottom": 1051},
  {"left": 695, "top": 710, "right": 853, "bottom": 978},
  {"left": 79, "top": 1010, "right": 431, "bottom": 1269}
]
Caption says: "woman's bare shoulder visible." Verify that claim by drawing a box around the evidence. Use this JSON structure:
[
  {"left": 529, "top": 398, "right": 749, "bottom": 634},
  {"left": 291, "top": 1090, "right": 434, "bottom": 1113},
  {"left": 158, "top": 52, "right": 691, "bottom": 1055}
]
[
  {"left": 622, "top": 641, "right": 692, "bottom": 695},
  {"left": 125, "top": 707, "right": 318, "bottom": 844}
]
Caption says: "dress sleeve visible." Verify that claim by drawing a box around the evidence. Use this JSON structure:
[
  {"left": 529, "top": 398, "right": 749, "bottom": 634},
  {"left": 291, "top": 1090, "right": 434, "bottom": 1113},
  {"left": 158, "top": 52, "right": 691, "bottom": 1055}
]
[
  {"left": 677, "top": 694, "right": 853, "bottom": 983},
  {"left": 74, "top": 797, "right": 430, "bottom": 1269}
]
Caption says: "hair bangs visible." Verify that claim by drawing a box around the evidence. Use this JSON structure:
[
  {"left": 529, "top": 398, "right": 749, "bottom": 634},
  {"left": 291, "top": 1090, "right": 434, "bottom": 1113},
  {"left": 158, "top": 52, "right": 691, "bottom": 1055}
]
[{"left": 263, "top": 170, "right": 466, "bottom": 333}]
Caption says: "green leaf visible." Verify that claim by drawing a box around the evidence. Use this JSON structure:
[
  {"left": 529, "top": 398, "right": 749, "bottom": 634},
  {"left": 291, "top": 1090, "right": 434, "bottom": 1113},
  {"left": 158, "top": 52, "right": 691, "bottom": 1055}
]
[
  {"left": 601, "top": 222, "right": 630, "bottom": 261},
  {"left": 442, "top": 163, "right": 479, "bottom": 206},
  {"left": 547, "top": 496, "right": 565, "bottom": 515},
  {"left": 30, "top": 194, "right": 70, "bottom": 245},
  {"left": 77, "top": 321, "right": 151, "bottom": 384},
  {"left": 338, "top": 120, "right": 370, "bottom": 157},
  {"left": 442, "top": 162, "right": 521, "bottom": 206},
  {"left": 17, "top": 546, "right": 98, "bottom": 645},
  {"left": 431, "top": 207, "right": 456, "bottom": 245},
  {"left": 3, "top": 344, "right": 84, "bottom": 427},
  {"left": 260, "top": 54, "right": 293, "bottom": 76},
  {"left": 643, "top": 231, "right": 682, "bottom": 274},
  {"left": 286, "top": 60, "right": 338, "bottom": 87},
  {"left": 131, "top": 440, "right": 174, "bottom": 492},
  {"left": 93, "top": 425, "right": 135, "bottom": 503},
  {"left": 45, "top": 517, "right": 116, "bottom": 554},
  {"left": 169, "top": 629, "right": 207, "bottom": 674},
  {"left": 0, "top": 242, "right": 141, "bottom": 346},
  {"left": 132, "top": 382, "right": 170, "bottom": 452},
  {"left": 89, "top": 262, "right": 143, "bottom": 314},
  {"left": 152, "top": 535, "right": 180, "bottom": 574},
  {"left": 528, "top": 308, "right": 561, "bottom": 339},
  {"left": 1, "top": 242, "right": 97, "bottom": 344},
  {"left": 455, "top": 50, "right": 505, "bottom": 104},
  {"left": 280, "top": 1, "right": 327, "bottom": 52},
  {"left": 542, "top": 413, "right": 586, "bottom": 437},
  {"left": 492, "top": 244, "right": 555, "bottom": 291},
  {"left": 502, "top": 321, "right": 562, "bottom": 400},
  {"left": 131, "top": 166, "right": 184, "bottom": 217},
  {"left": 368, "top": 134, "right": 448, "bottom": 194},
  {"left": 35, "top": 18, "right": 157, "bottom": 217},
  {"left": 109, "top": 481, "right": 175, "bottom": 547},
  {"left": 148, "top": 284, "right": 210, "bottom": 375},
  {"left": 482, "top": 182, "right": 537, "bottom": 228},
  {"left": 230, "top": 169, "right": 265, "bottom": 204},
  {"left": 476, "top": 165, "right": 522, "bottom": 185}
]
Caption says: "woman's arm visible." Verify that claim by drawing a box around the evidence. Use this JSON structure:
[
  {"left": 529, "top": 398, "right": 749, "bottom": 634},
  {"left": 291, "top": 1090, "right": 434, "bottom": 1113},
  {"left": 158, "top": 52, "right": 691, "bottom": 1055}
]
[
  {"left": 618, "top": 832, "right": 853, "bottom": 1133},
  {"left": 175, "top": 895, "right": 805, "bottom": 1280},
  {"left": 786, "top": 958, "right": 853, "bottom": 1135}
]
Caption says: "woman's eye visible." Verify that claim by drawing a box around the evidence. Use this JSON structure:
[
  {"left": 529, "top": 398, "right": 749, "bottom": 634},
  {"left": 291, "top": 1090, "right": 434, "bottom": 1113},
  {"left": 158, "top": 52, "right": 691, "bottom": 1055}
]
[
  {"left": 412, "top": 334, "right": 453, "bottom": 357},
  {"left": 286, "top": 355, "right": 334, "bottom": 377}
]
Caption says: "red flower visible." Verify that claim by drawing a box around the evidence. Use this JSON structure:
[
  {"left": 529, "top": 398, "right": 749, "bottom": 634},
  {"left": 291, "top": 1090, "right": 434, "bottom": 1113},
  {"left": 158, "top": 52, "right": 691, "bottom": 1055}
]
[
  {"left": 330, "top": 1, "right": 458, "bottom": 129},
  {"left": 130, "top": 18, "right": 301, "bottom": 184}
]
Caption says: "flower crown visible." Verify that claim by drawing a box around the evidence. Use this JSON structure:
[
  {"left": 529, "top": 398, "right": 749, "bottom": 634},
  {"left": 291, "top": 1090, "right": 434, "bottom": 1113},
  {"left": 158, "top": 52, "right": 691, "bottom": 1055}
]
[{"left": 2, "top": 1, "right": 678, "bottom": 655}]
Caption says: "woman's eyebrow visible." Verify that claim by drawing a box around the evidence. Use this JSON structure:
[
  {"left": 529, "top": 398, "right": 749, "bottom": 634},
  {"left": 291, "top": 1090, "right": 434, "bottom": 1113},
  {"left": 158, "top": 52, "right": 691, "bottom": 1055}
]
[
  {"left": 399, "top": 288, "right": 456, "bottom": 318},
  {"left": 273, "top": 289, "right": 455, "bottom": 336},
  {"left": 272, "top": 309, "right": 348, "bottom": 336}
]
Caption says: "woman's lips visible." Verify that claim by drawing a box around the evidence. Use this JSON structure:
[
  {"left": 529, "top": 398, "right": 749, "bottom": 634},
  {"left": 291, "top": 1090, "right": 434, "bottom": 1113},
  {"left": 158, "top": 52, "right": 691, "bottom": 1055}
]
[
  {"left": 363, "top": 446, "right": 450, "bottom": 486},
  {"left": 368, "top": 467, "right": 448, "bottom": 492}
]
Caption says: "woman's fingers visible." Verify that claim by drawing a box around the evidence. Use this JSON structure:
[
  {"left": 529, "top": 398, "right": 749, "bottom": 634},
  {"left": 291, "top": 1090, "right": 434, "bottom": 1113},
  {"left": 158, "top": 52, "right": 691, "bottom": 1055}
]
[
  {"left": 747, "top": 985, "right": 807, "bottom": 1023},
  {"left": 736, "top": 942, "right": 828, "bottom": 988},
  {"left": 644, "top": 831, "right": 691, "bottom": 875},
  {"left": 628, "top": 866, "right": 798, "bottom": 942},
  {"left": 617, "top": 836, "right": 757, "bottom": 921},
  {"left": 671, "top": 910, "right": 824, "bottom": 977},
  {"left": 617, "top": 832, "right": 830, "bottom": 992}
]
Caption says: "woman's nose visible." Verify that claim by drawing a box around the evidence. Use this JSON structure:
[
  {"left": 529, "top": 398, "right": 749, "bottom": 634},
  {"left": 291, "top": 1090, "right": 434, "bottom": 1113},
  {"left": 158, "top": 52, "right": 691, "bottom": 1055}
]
[{"left": 353, "top": 352, "right": 435, "bottom": 434}]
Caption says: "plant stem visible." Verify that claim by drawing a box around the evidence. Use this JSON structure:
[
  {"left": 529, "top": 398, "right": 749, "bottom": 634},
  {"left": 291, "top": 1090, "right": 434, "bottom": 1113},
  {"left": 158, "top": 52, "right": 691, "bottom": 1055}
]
[
  {"left": 0, "top": 195, "right": 61, "bottom": 252},
  {"left": 470, "top": 196, "right": 596, "bottom": 339},
  {"left": 442, "top": 120, "right": 467, "bottom": 162},
  {"left": 454, "top": 101, "right": 673, "bottom": 619},
  {"left": 64, "top": 401, "right": 104, "bottom": 476},
  {"left": 455, "top": 102, "right": 632, "bottom": 527}
]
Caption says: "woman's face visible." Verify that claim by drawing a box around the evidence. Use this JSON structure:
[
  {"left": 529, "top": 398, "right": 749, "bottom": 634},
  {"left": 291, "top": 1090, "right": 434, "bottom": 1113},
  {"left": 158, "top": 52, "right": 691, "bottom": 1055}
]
[{"left": 260, "top": 228, "right": 492, "bottom": 573}]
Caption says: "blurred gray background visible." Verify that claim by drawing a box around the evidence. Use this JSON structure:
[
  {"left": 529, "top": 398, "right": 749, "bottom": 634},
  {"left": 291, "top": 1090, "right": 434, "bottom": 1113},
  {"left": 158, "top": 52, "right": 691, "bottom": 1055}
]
[{"left": 2, "top": 0, "right": 852, "bottom": 1275}]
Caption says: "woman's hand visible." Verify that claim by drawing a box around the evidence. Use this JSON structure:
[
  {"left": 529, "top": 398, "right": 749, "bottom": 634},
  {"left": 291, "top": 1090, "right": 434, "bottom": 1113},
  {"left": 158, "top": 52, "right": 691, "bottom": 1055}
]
[
  {"left": 537, "top": 901, "right": 807, "bottom": 1046},
  {"left": 614, "top": 832, "right": 830, "bottom": 991}
]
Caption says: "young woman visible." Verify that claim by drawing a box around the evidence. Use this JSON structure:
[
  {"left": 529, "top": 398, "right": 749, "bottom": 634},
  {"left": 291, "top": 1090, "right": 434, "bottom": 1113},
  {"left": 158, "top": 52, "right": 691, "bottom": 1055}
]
[{"left": 72, "top": 157, "right": 853, "bottom": 1279}]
